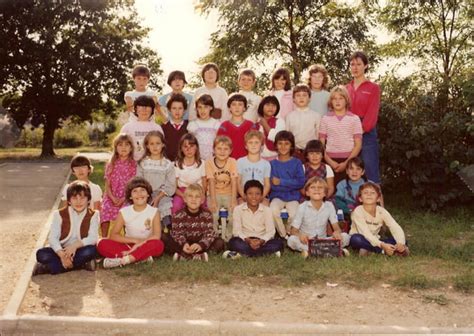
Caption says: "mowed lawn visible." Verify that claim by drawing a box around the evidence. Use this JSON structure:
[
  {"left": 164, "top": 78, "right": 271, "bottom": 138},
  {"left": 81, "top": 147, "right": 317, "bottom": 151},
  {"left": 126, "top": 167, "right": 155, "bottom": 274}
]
[{"left": 87, "top": 161, "right": 474, "bottom": 293}]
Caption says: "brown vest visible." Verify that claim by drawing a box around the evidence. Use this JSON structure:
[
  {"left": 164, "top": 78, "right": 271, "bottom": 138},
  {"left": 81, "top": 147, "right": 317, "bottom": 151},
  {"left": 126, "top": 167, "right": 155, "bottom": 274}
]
[{"left": 59, "top": 207, "right": 95, "bottom": 241}]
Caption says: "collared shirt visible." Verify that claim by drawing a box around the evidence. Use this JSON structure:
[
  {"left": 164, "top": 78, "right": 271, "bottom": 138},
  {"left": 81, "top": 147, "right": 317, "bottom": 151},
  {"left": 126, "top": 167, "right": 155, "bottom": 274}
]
[
  {"left": 49, "top": 207, "right": 99, "bottom": 252},
  {"left": 232, "top": 203, "right": 275, "bottom": 241},
  {"left": 291, "top": 201, "right": 337, "bottom": 238}
]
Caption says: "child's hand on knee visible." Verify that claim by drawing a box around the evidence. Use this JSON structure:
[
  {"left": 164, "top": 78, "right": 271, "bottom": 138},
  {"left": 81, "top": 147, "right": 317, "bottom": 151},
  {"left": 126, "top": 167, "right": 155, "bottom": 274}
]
[
  {"left": 183, "top": 243, "right": 194, "bottom": 254},
  {"left": 395, "top": 243, "right": 407, "bottom": 253},
  {"left": 190, "top": 243, "right": 202, "bottom": 253},
  {"left": 381, "top": 242, "right": 396, "bottom": 256}
]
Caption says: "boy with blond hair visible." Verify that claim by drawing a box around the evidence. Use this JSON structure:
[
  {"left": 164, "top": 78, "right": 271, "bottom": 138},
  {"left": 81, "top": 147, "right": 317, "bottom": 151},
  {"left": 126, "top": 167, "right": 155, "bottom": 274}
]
[
  {"left": 206, "top": 136, "right": 238, "bottom": 241},
  {"left": 237, "top": 130, "right": 271, "bottom": 204},
  {"left": 285, "top": 84, "right": 321, "bottom": 160},
  {"left": 167, "top": 184, "right": 225, "bottom": 261},
  {"left": 288, "top": 177, "right": 350, "bottom": 258}
]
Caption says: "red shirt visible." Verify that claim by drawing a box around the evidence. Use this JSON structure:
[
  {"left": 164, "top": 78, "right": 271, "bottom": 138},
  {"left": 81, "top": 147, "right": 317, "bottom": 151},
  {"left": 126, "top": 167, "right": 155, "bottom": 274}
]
[
  {"left": 217, "top": 120, "right": 257, "bottom": 159},
  {"left": 346, "top": 80, "right": 381, "bottom": 133}
]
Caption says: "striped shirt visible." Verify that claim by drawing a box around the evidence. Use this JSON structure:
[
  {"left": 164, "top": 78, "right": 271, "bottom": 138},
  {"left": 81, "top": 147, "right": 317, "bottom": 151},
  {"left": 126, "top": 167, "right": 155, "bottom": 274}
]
[{"left": 319, "top": 111, "right": 362, "bottom": 158}]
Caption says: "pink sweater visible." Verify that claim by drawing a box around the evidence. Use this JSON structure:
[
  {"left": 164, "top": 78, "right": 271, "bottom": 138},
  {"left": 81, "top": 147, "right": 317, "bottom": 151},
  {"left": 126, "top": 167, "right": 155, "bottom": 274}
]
[{"left": 346, "top": 80, "right": 380, "bottom": 133}]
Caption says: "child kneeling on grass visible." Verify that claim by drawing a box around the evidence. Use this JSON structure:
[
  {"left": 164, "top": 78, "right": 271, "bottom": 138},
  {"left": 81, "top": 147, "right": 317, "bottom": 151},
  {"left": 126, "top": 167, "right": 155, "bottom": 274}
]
[
  {"left": 224, "top": 180, "right": 284, "bottom": 259},
  {"left": 165, "top": 184, "right": 225, "bottom": 261},
  {"left": 349, "top": 182, "right": 409, "bottom": 257},
  {"left": 34, "top": 181, "right": 99, "bottom": 275},
  {"left": 287, "top": 177, "right": 350, "bottom": 258},
  {"left": 97, "top": 177, "right": 164, "bottom": 268}
]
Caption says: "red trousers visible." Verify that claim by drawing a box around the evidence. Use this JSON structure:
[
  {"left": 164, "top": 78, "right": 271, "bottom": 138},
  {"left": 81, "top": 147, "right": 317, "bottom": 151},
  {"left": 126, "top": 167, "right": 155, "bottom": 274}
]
[{"left": 97, "top": 238, "right": 164, "bottom": 261}]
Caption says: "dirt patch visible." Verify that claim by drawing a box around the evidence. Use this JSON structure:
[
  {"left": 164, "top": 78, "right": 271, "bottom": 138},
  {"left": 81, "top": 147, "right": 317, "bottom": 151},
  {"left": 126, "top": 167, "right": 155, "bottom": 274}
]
[{"left": 21, "top": 270, "right": 473, "bottom": 328}]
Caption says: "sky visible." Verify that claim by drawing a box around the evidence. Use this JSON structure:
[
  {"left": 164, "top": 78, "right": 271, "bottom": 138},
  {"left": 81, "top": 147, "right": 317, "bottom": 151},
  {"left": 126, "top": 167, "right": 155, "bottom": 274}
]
[
  {"left": 135, "top": 0, "right": 218, "bottom": 90},
  {"left": 134, "top": 0, "right": 412, "bottom": 91}
]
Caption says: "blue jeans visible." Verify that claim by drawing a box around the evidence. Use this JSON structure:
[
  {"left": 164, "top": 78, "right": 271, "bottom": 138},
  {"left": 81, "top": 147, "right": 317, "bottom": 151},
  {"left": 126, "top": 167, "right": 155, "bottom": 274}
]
[
  {"left": 228, "top": 237, "right": 283, "bottom": 257},
  {"left": 362, "top": 128, "right": 381, "bottom": 184},
  {"left": 36, "top": 245, "right": 97, "bottom": 274},
  {"left": 349, "top": 234, "right": 397, "bottom": 254}
]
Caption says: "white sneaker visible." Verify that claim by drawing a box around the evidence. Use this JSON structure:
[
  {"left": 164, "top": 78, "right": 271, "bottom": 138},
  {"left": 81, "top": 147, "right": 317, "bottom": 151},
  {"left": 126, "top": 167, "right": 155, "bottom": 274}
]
[
  {"left": 192, "top": 252, "right": 209, "bottom": 262},
  {"left": 172, "top": 252, "right": 181, "bottom": 262},
  {"left": 342, "top": 248, "right": 350, "bottom": 257},
  {"left": 274, "top": 251, "right": 281, "bottom": 258},
  {"left": 140, "top": 256, "right": 154, "bottom": 264},
  {"left": 103, "top": 257, "right": 123, "bottom": 269},
  {"left": 222, "top": 250, "right": 241, "bottom": 260}
]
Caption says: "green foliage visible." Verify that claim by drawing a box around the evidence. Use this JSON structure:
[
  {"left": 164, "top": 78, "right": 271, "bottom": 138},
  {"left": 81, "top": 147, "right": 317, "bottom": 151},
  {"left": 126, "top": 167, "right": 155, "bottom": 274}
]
[
  {"left": 53, "top": 120, "right": 90, "bottom": 148},
  {"left": 199, "top": 0, "right": 378, "bottom": 91},
  {"left": 15, "top": 127, "right": 44, "bottom": 148},
  {"left": 0, "top": 0, "right": 162, "bottom": 157},
  {"left": 378, "top": 73, "right": 473, "bottom": 210},
  {"left": 379, "top": 0, "right": 472, "bottom": 83},
  {"left": 393, "top": 274, "right": 442, "bottom": 290}
]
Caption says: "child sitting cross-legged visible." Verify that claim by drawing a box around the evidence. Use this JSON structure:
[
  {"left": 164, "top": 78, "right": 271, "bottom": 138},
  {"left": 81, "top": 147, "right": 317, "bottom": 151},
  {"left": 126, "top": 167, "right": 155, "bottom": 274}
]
[
  {"left": 224, "top": 180, "right": 284, "bottom": 259},
  {"left": 97, "top": 177, "right": 165, "bottom": 268},
  {"left": 349, "top": 182, "right": 409, "bottom": 257},
  {"left": 34, "top": 181, "right": 99, "bottom": 275},
  {"left": 166, "top": 184, "right": 225, "bottom": 261},
  {"left": 287, "top": 177, "right": 350, "bottom": 258}
]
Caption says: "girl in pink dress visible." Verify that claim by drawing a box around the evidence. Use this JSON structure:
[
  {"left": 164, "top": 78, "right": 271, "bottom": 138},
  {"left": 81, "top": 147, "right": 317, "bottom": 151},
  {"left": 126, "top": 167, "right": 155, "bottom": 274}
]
[{"left": 100, "top": 134, "right": 137, "bottom": 237}]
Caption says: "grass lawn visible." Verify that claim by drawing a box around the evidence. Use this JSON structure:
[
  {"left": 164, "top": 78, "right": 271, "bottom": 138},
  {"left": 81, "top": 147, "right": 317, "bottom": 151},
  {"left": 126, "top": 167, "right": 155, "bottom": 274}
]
[
  {"left": 0, "top": 147, "right": 109, "bottom": 161},
  {"left": 90, "top": 162, "right": 474, "bottom": 293}
]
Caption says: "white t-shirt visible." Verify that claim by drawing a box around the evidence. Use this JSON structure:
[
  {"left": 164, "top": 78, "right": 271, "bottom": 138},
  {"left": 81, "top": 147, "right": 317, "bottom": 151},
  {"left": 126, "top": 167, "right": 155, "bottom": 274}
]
[
  {"left": 187, "top": 118, "right": 221, "bottom": 161},
  {"left": 120, "top": 204, "right": 158, "bottom": 239},
  {"left": 124, "top": 89, "right": 159, "bottom": 122},
  {"left": 239, "top": 90, "right": 262, "bottom": 123},
  {"left": 190, "top": 85, "right": 229, "bottom": 121},
  {"left": 61, "top": 181, "right": 103, "bottom": 209},
  {"left": 175, "top": 162, "right": 206, "bottom": 188},
  {"left": 120, "top": 121, "right": 164, "bottom": 161}
]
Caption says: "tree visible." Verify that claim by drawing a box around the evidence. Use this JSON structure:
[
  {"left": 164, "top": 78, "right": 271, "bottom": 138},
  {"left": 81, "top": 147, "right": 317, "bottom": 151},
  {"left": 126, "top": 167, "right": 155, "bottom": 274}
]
[
  {"left": 198, "top": 0, "right": 377, "bottom": 91},
  {"left": 379, "top": 0, "right": 473, "bottom": 104},
  {"left": 0, "top": 0, "right": 162, "bottom": 157}
]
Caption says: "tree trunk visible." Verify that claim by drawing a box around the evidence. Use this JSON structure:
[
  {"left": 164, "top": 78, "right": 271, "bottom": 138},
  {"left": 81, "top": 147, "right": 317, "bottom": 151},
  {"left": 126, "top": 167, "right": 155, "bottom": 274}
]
[{"left": 40, "top": 119, "right": 57, "bottom": 158}]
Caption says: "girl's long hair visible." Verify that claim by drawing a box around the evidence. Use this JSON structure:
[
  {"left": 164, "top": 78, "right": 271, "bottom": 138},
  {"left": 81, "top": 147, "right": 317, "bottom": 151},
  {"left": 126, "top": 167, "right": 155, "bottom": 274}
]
[
  {"left": 139, "top": 131, "right": 166, "bottom": 163},
  {"left": 175, "top": 133, "right": 202, "bottom": 170},
  {"left": 107, "top": 133, "right": 134, "bottom": 173}
]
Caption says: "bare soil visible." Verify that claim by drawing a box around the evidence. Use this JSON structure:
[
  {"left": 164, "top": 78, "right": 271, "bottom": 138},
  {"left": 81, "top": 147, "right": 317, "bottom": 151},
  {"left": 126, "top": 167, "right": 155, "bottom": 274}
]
[{"left": 20, "top": 270, "right": 473, "bottom": 328}]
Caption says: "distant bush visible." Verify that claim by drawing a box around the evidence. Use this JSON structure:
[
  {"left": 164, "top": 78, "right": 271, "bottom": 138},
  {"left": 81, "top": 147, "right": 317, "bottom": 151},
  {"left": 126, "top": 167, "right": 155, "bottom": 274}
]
[
  {"left": 16, "top": 120, "right": 91, "bottom": 148},
  {"left": 378, "top": 74, "right": 473, "bottom": 210},
  {"left": 15, "top": 127, "right": 43, "bottom": 147},
  {"left": 54, "top": 121, "right": 90, "bottom": 148}
]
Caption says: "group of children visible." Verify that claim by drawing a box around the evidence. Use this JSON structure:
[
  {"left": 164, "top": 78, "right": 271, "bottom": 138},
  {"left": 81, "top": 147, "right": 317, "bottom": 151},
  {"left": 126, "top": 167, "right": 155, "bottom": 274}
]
[{"left": 33, "top": 52, "right": 409, "bottom": 275}]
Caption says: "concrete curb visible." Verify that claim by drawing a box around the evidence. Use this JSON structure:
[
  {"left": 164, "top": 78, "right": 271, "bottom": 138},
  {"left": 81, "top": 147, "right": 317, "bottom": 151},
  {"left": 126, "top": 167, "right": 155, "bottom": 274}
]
[
  {"left": 2, "top": 169, "right": 71, "bottom": 317},
  {"left": 1, "top": 315, "right": 473, "bottom": 335}
]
